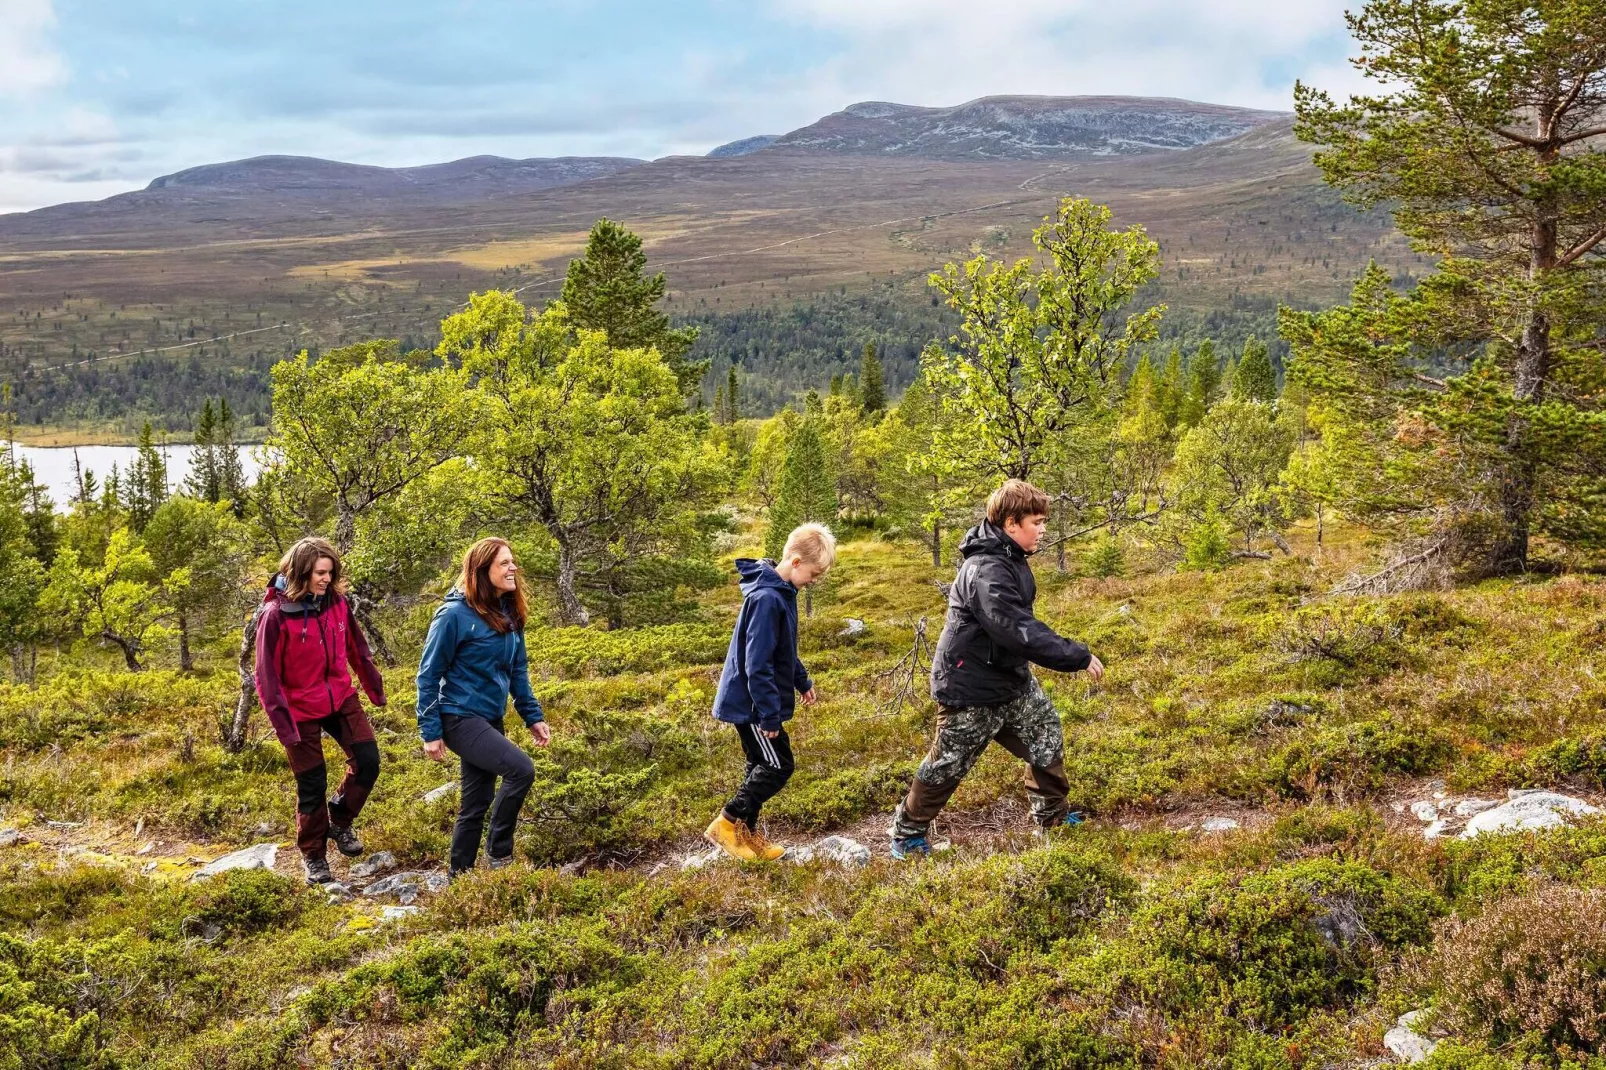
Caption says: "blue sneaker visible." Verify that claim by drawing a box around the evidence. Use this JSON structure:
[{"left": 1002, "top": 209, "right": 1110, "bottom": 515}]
[{"left": 890, "top": 835, "right": 932, "bottom": 860}]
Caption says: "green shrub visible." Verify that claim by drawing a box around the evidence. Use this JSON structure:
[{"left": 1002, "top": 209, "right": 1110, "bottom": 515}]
[
  {"left": 178, "top": 869, "right": 304, "bottom": 938},
  {"left": 1265, "top": 717, "right": 1455, "bottom": 798},
  {"left": 0, "top": 935, "right": 114, "bottom": 1070},
  {"left": 1073, "top": 859, "right": 1440, "bottom": 1032},
  {"left": 524, "top": 622, "right": 728, "bottom": 678},
  {"left": 1085, "top": 537, "right": 1125, "bottom": 578},
  {"left": 1277, "top": 602, "right": 1408, "bottom": 683}
]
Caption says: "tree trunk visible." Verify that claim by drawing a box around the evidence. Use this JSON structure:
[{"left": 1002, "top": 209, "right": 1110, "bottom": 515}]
[
  {"left": 225, "top": 604, "right": 265, "bottom": 753},
  {"left": 333, "top": 504, "right": 357, "bottom": 557},
  {"left": 930, "top": 514, "right": 942, "bottom": 568},
  {"left": 1493, "top": 210, "right": 1558, "bottom": 575},
  {"left": 10, "top": 644, "right": 34, "bottom": 686},
  {"left": 804, "top": 585, "right": 814, "bottom": 618},
  {"left": 177, "top": 611, "right": 194, "bottom": 673},
  {"left": 554, "top": 539, "right": 591, "bottom": 626},
  {"left": 110, "top": 635, "right": 142, "bottom": 671},
  {"left": 348, "top": 590, "right": 396, "bottom": 667}
]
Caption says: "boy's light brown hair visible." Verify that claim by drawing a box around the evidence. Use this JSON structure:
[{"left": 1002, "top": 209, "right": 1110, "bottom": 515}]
[
  {"left": 782, "top": 522, "right": 837, "bottom": 571},
  {"left": 986, "top": 479, "right": 1052, "bottom": 527}
]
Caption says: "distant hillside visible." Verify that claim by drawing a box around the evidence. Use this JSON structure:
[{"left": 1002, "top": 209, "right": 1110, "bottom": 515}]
[
  {"left": 763, "top": 95, "right": 1288, "bottom": 159},
  {"left": 707, "top": 135, "right": 779, "bottom": 158},
  {"left": 0, "top": 154, "right": 646, "bottom": 239}
]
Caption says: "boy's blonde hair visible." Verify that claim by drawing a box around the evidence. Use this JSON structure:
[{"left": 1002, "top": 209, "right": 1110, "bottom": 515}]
[
  {"left": 781, "top": 522, "right": 837, "bottom": 571},
  {"left": 986, "top": 479, "right": 1052, "bottom": 527}
]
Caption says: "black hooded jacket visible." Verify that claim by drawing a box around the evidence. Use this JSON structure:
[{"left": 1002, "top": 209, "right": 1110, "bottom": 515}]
[{"left": 929, "top": 521, "right": 1092, "bottom": 708}]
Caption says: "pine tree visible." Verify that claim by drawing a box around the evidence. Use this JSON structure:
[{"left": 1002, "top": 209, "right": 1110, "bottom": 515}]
[
  {"left": 829, "top": 373, "right": 844, "bottom": 397},
  {"left": 725, "top": 366, "right": 739, "bottom": 423},
  {"left": 712, "top": 383, "right": 728, "bottom": 426},
  {"left": 1157, "top": 345, "right": 1185, "bottom": 429},
  {"left": 766, "top": 418, "right": 836, "bottom": 561},
  {"left": 1181, "top": 339, "right": 1221, "bottom": 426},
  {"left": 124, "top": 422, "right": 168, "bottom": 532},
  {"left": 560, "top": 218, "right": 703, "bottom": 394},
  {"left": 766, "top": 417, "right": 836, "bottom": 617},
  {"left": 186, "top": 399, "right": 223, "bottom": 503},
  {"left": 1231, "top": 337, "right": 1277, "bottom": 402},
  {"left": 216, "top": 399, "right": 247, "bottom": 515},
  {"left": 860, "top": 342, "right": 886, "bottom": 415}
]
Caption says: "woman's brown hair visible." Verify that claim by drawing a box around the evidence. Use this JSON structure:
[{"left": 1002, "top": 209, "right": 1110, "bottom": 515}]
[
  {"left": 277, "top": 536, "right": 347, "bottom": 602},
  {"left": 460, "top": 537, "right": 527, "bottom": 634}
]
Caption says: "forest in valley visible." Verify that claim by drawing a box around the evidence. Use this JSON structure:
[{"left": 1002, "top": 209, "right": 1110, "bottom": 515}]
[{"left": 5, "top": 1, "right": 1606, "bottom": 1067}]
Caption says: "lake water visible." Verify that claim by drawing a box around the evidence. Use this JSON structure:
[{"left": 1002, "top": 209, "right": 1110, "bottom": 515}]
[{"left": 11, "top": 443, "right": 264, "bottom": 507}]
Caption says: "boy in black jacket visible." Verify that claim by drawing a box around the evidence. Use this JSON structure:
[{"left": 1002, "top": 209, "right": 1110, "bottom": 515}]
[{"left": 890, "top": 480, "right": 1105, "bottom": 859}]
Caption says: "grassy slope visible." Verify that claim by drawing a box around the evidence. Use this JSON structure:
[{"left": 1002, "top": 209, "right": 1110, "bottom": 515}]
[{"left": 3, "top": 525, "right": 1605, "bottom": 1067}]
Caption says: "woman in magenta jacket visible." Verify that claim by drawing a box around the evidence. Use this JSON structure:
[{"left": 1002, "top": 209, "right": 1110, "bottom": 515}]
[{"left": 255, "top": 536, "right": 386, "bottom": 886}]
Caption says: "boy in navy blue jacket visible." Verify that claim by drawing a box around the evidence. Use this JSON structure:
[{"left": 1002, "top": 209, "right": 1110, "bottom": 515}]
[{"left": 705, "top": 523, "right": 836, "bottom": 862}]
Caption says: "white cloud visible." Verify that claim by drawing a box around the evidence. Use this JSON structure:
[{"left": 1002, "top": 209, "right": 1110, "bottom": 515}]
[
  {"left": 768, "top": 0, "right": 1373, "bottom": 113},
  {"left": 0, "top": 0, "right": 66, "bottom": 95}
]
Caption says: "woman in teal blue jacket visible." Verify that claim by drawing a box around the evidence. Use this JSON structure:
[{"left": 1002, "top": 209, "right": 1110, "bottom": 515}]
[{"left": 417, "top": 537, "right": 550, "bottom": 876}]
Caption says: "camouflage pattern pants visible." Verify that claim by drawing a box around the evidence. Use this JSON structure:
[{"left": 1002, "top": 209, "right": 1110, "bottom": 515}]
[{"left": 891, "top": 679, "right": 1071, "bottom": 839}]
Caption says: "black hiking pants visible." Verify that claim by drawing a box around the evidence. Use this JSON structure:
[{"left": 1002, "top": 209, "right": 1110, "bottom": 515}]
[
  {"left": 722, "top": 723, "right": 794, "bottom": 828},
  {"left": 441, "top": 714, "right": 536, "bottom": 874}
]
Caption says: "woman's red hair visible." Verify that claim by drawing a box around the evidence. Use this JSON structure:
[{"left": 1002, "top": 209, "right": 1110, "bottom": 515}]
[{"left": 459, "top": 537, "right": 527, "bottom": 634}]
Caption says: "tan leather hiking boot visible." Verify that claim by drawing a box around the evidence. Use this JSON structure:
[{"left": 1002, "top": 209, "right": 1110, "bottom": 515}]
[
  {"left": 704, "top": 813, "right": 759, "bottom": 862},
  {"left": 741, "top": 823, "right": 786, "bottom": 862}
]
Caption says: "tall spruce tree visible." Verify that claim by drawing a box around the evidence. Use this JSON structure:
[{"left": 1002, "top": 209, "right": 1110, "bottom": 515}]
[
  {"left": 860, "top": 341, "right": 886, "bottom": 414},
  {"left": 726, "top": 365, "right": 740, "bottom": 423},
  {"left": 560, "top": 218, "right": 704, "bottom": 394},
  {"left": 186, "top": 399, "right": 223, "bottom": 503},
  {"left": 766, "top": 416, "right": 836, "bottom": 616},
  {"left": 1181, "top": 339, "right": 1221, "bottom": 426},
  {"left": 1232, "top": 337, "right": 1278, "bottom": 402},
  {"left": 124, "top": 422, "right": 168, "bottom": 532},
  {"left": 1296, "top": 0, "right": 1606, "bottom": 571}
]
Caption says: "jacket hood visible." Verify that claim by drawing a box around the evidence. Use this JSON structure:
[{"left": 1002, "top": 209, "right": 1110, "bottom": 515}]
[
  {"left": 263, "top": 573, "right": 330, "bottom": 615},
  {"left": 959, "top": 520, "right": 1026, "bottom": 561},
  {"left": 735, "top": 558, "right": 796, "bottom": 598},
  {"left": 442, "top": 588, "right": 466, "bottom": 607}
]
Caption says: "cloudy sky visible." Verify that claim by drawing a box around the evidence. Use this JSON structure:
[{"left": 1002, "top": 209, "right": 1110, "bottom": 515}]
[{"left": 0, "top": 0, "right": 1370, "bottom": 214}]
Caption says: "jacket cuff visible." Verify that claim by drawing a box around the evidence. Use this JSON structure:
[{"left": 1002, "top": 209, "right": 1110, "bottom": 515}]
[{"left": 521, "top": 711, "right": 545, "bottom": 726}]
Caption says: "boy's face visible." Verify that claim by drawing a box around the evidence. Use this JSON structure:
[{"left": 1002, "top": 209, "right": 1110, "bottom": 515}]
[
  {"left": 786, "top": 556, "right": 829, "bottom": 587},
  {"left": 1003, "top": 514, "right": 1049, "bottom": 554}
]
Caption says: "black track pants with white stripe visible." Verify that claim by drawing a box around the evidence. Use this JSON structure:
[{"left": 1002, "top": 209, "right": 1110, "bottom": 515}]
[{"left": 722, "top": 723, "right": 794, "bottom": 827}]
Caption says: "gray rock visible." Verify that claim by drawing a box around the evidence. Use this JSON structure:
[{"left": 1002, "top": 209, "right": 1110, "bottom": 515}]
[
  {"left": 349, "top": 851, "right": 397, "bottom": 880},
  {"left": 0, "top": 828, "right": 19, "bottom": 848},
  {"left": 381, "top": 905, "right": 420, "bottom": 922},
  {"left": 839, "top": 618, "right": 869, "bottom": 639},
  {"left": 1454, "top": 798, "right": 1500, "bottom": 817},
  {"left": 46, "top": 820, "right": 82, "bottom": 830},
  {"left": 1199, "top": 816, "right": 1240, "bottom": 833},
  {"left": 1462, "top": 791, "right": 1601, "bottom": 838},
  {"left": 787, "top": 835, "right": 872, "bottom": 867},
  {"left": 1382, "top": 1010, "right": 1438, "bottom": 1064},
  {"left": 251, "top": 822, "right": 279, "bottom": 838},
  {"left": 1410, "top": 801, "right": 1439, "bottom": 823},
  {"left": 362, "top": 870, "right": 449, "bottom": 905},
  {"left": 1422, "top": 819, "right": 1448, "bottom": 840},
  {"left": 680, "top": 846, "right": 724, "bottom": 871},
  {"left": 194, "top": 842, "right": 278, "bottom": 878},
  {"left": 422, "top": 782, "right": 458, "bottom": 804}
]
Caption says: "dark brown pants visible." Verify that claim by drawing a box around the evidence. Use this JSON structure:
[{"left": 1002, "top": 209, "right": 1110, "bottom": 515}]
[{"left": 281, "top": 694, "right": 379, "bottom": 860}]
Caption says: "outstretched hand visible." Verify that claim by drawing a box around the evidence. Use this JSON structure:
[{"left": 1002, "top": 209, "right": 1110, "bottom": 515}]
[
  {"left": 529, "top": 721, "right": 551, "bottom": 747},
  {"left": 1084, "top": 655, "right": 1106, "bottom": 684}
]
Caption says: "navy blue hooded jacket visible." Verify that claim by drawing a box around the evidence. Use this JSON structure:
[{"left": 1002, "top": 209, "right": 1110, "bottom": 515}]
[
  {"left": 415, "top": 589, "right": 544, "bottom": 743},
  {"left": 712, "top": 559, "right": 812, "bottom": 731}
]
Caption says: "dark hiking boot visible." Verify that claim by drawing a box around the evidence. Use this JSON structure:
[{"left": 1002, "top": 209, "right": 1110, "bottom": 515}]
[
  {"left": 890, "top": 834, "right": 932, "bottom": 861},
  {"left": 1032, "top": 811, "right": 1087, "bottom": 840},
  {"left": 487, "top": 855, "right": 515, "bottom": 871},
  {"left": 303, "top": 857, "right": 336, "bottom": 886},
  {"left": 328, "top": 824, "right": 364, "bottom": 857}
]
